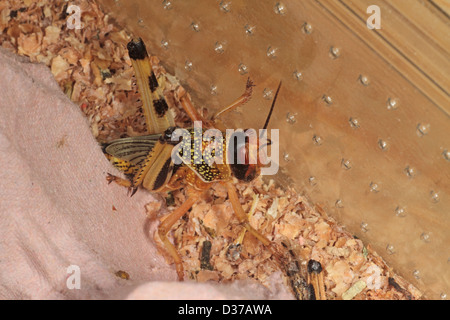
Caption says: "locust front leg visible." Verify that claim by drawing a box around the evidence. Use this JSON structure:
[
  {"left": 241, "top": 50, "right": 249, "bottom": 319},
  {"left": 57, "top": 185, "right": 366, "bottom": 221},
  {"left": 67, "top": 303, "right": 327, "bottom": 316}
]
[
  {"left": 225, "top": 182, "right": 289, "bottom": 288},
  {"left": 227, "top": 193, "right": 259, "bottom": 259},
  {"left": 225, "top": 182, "right": 326, "bottom": 299},
  {"left": 106, "top": 173, "right": 138, "bottom": 197},
  {"left": 175, "top": 78, "right": 254, "bottom": 128},
  {"left": 104, "top": 155, "right": 139, "bottom": 196},
  {"left": 158, "top": 189, "right": 202, "bottom": 280},
  {"left": 212, "top": 78, "right": 254, "bottom": 121}
]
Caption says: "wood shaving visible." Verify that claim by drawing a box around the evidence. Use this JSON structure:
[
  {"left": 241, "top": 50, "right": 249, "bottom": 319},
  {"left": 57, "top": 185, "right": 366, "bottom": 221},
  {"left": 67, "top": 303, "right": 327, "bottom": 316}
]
[{"left": 0, "top": 0, "right": 422, "bottom": 300}]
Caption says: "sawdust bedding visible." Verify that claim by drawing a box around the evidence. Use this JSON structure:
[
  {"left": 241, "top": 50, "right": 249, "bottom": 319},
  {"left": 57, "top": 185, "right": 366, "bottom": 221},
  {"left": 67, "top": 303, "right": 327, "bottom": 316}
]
[{"left": 0, "top": 0, "right": 421, "bottom": 300}]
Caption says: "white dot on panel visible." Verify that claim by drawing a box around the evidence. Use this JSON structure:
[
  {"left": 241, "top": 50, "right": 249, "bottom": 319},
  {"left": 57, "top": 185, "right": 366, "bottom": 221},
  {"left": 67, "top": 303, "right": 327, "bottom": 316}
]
[
  {"left": 359, "top": 74, "right": 370, "bottom": 86},
  {"left": 219, "top": 1, "right": 231, "bottom": 13},
  {"left": 386, "top": 244, "right": 395, "bottom": 255},
  {"left": 416, "top": 123, "right": 431, "bottom": 137},
  {"left": 430, "top": 191, "right": 440, "bottom": 203},
  {"left": 238, "top": 63, "right": 248, "bottom": 75},
  {"left": 214, "top": 41, "right": 225, "bottom": 54},
  {"left": 267, "top": 46, "right": 278, "bottom": 59},
  {"left": 349, "top": 117, "right": 360, "bottom": 129},
  {"left": 263, "top": 88, "right": 273, "bottom": 100},
  {"left": 161, "top": 39, "right": 169, "bottom": 50},
  {"left": 404, "top": 165, "right": 417, "bottom": 178},
  {"left": 286, "top": 112, "right": 297, "bottom": 124},
  {"left": 274, "top": 2, "right": 287, "bottom": 15},
  {"left": 443, "top": 149, "right": 450, "bottom": 161},
  {"left": 378, "top": 139, "right": 389, "bottom": 151},
  {"left": 190, "top": 22, "right": 200, "bottom": 32},
  {"left": 293, "top": 70, "right": 303, "bottom": 81},
  {"left": 302, "top": 22, "right": 313, "bottom": 34},
  {"left": 184, "top": 60, "right": 193, "bottom": 71},
  {"left": 162, "top": 0, "right": 172, "bottom": 10},
  {"left": 420, "top": 232, "right": 431, "bottom": 243},
  {"left": 244, "top": 24, "right": 255, "bottom": 36},
  {"left": 322, "top": 94, "right": 333, "bottom": 105},
  {"left": 369, "top": 182, "right": 380, "bottom": 193},
  {"left": 360, "top": 222, "right": 369, "bottom": 232},
  {"left": 313, "top": 135, "right": 323, "bottom": 146},
  {"left": 395, "top": 206, "right": 407, "bottom": 217},
  {"left": 341, "top": 158, "right": 352, "bottom": 170},
  {"left": 210, "top": 85, "right": 218, "bottom": 95},
  {"left": 387, "top": 97, "right": 399, "bottom": 110},
  {"left": 330, "top": 46, "right": 341, "bottom": 59}
]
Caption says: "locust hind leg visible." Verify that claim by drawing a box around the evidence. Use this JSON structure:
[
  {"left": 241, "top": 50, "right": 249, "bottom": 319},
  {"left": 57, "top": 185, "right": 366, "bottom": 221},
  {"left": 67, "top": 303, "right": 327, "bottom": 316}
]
[
  {"left": 307, "top": 259, "right": 326, "bottom": 300},
  {"left": 157, "top": 189, "right": 202, "bottom": 280}
]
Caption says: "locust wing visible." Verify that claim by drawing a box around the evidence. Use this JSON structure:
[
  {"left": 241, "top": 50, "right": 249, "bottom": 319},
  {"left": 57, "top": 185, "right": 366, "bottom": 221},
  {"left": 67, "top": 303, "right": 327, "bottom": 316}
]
[{"left": 102, "top": 134, "right": 161, "bottom": 176}]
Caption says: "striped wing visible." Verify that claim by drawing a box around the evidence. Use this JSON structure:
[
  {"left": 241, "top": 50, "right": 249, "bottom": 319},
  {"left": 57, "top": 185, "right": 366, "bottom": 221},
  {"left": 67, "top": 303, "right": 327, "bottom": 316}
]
[
  {"left": 102, "top": 134, "right": 161, "bottom": 178},
  {"left": 103, "top": 134, "right": 175, "bottom": 192},
  {"left": 103, "top": 134, "right": 161, "bottom": 168}
]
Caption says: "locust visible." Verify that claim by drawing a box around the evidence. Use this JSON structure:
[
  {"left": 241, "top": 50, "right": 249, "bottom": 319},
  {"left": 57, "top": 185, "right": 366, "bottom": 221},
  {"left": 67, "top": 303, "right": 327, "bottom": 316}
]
[{"left": 102, "top": 38, "right": 326, "bottom": 300}]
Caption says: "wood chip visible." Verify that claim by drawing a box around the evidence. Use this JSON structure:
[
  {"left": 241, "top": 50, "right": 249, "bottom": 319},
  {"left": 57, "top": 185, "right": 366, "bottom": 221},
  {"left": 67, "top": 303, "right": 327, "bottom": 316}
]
[{"left": 342, "top": 280, "right": 366, "bottom": 300}]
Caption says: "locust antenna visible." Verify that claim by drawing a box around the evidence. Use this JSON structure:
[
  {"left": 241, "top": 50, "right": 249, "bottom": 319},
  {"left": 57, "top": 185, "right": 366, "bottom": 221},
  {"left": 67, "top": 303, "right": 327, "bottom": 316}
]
[{"left": 263, "top": 81, "right": 282, "bottom": 130}]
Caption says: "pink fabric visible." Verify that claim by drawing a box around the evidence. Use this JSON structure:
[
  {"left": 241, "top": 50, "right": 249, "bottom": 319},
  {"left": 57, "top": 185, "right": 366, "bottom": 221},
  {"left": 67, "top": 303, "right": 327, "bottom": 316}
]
[{"left": 0, "top": 49, "right": 292, "bottom": 300}]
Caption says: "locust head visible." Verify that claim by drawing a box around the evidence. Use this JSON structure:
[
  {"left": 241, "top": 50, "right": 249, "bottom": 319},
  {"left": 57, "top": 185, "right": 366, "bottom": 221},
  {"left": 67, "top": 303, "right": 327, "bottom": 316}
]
[{"left": 227, "top": 82, "right": 281, "bottom": 182}]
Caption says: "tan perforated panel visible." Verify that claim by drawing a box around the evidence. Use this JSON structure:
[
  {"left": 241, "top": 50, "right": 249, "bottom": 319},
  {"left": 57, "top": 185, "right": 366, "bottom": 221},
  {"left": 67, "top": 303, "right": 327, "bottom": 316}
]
[{"left": 99, "top": 0, "right": 449, "bottom": 299}]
